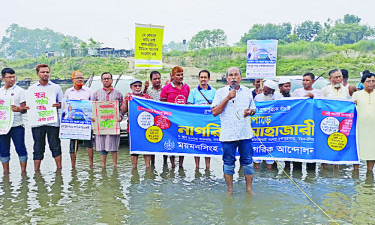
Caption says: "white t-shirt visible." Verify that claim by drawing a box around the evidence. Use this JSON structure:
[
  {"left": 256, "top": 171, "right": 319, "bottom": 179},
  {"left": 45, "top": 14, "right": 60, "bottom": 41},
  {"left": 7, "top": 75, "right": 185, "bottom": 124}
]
[
  {"left": 0, "top": 85, "right": 26, "bottom": 127},
  {"left": 291, "top": 88, "right": 324, "bottom": 98}
]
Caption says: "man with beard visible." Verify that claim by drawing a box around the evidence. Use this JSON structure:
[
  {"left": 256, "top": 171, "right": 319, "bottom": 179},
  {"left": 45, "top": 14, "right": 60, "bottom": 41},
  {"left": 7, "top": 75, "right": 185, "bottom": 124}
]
[
  {"left": 64, "top": 70, "right": 94, "bottom": 168},
  {"left": 160, "top": 66, "right": 190, "bottom": 168},
  {"left": 321, "top": 69, "right": 350, "bottom": 169},
  {"left": 322, "top": 69, "right": 350, "bottom": 99},
  {"left": 121, "top": 79, "right": 153, "bottom": 169},
  {"left": 278, "top": 78, "right": 291, "bottom": 97},
  {"left": 253, "top": 79, "right": 281, "bottom": 169},
  {"left": 254, "top": 80, "right": 283, "bottom": 102}
]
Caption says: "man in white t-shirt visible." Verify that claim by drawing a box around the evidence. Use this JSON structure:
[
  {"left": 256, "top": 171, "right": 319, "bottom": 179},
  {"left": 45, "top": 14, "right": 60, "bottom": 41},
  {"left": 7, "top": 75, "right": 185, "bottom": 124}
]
[
  {"left": 292, "top": 73, "right": 324, "bottom": 98},
  {"left": 0, "top": 68, "right": 29, "bottom": 173},
  {"left": 291, "top": 72, "right": 323, "bottom": 171}
]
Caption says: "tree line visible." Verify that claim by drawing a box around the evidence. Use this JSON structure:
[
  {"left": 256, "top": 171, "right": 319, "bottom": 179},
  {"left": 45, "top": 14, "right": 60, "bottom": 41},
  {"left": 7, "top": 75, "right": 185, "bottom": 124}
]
[
  {"left": 168, "top": 14, "right": 374, "bottom": 52},
  {"left": 1, "top": 14, "right": 374, "bottom": 59},
  {"left": 0, "top": 24, "right": 103, "bottom": 59}
]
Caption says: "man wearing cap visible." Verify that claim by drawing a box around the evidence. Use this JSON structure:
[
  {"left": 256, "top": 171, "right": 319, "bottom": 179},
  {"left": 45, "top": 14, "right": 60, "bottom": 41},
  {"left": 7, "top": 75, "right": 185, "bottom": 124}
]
[
  {"left": 212, "top": 67, "right": 256, "bottom": 194},
  {"left": 160, "top": 66, "right": 190, "bottom": 168},
  {"left": 121, "top": 79, "right": 153, "bottom": 169},
  {"left": 278, "top": 78, "right": 291, "bottom": 97},
  {"left": 187, "top": 69, "right": 216, "bottom": 170},
  {"left": 253, "top": 79, "right": 281, "bottom": 169},
  {"left": 64, "top": 70, "right": 94, "bottom": 168},
  {"left": 254, "top": 80, "right": 283, "bottom": 102},
  {"left": 0, "top": 68, "right": 28, "bottom": 173}
]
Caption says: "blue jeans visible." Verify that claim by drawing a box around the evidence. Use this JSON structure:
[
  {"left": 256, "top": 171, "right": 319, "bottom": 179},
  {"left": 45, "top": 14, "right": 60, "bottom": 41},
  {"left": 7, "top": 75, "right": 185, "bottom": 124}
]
[
  {"left": 222, "top": 139, "right": 254, "bottom": 175},
  {"left": 31, "top": 126, "right": 61, "bottom": 160},
  {"left": 0, "top": 126, "right": 28, "bottom": 163}
]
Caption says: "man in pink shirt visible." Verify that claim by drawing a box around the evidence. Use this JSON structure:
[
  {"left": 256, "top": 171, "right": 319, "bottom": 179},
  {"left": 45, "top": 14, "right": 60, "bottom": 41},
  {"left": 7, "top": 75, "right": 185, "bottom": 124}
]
[
  {"left": 160, "top": 66, "right": 190, "bottom": 168},
  {"left": 64, "top": 70, "right": 93, "bottom": 168}
]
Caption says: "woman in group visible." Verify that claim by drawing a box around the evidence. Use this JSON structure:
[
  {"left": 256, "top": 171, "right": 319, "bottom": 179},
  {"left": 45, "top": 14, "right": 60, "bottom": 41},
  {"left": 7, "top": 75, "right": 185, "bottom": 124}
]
[{"left": 352, "top": 71, "right": 375, "bottom": 171}]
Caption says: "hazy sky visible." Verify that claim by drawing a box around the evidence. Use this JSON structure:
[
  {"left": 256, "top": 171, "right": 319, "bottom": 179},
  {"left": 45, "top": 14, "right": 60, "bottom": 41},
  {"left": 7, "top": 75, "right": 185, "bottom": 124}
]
[{"left": 1, "top": 0, "right": 374, "bottom": 49}]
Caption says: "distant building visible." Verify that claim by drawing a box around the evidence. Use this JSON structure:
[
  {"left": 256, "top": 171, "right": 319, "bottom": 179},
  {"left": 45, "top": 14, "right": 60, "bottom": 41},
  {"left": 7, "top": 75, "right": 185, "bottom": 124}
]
[
  {"left": 88, "top": 48, "right": 133, "bottom": 57},
  {"left": 44, "top": 51, "right": 63, "bottom": 58}
]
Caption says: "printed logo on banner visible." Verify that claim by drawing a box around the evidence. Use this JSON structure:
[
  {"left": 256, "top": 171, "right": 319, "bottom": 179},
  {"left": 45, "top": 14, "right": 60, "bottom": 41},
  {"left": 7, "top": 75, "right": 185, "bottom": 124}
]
[
  {"left": 204, "top": 110, "right": 212, "bottom": 115},
  {"left": 164, "top": 139, "right": 175, "bottom": 151}
]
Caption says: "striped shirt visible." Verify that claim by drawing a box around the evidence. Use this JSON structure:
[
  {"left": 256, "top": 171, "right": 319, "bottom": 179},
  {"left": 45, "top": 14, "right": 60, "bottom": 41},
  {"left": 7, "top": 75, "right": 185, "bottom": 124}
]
[{"left": 92, "top": 88, "right": 123, "bottom": 152}]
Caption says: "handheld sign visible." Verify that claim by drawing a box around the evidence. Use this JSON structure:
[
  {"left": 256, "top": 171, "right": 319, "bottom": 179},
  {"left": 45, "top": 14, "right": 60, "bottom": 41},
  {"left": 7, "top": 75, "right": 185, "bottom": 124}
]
[
  {"left": 0, "top": 97, "right": 13, "bottom": 134},
  {"left": 245, "top": 40, "right": 278, "bottom": 79},
  {"left": 60, "top": 99, "right": 92, "bottom": 140},
  {"left": 92, "top": 100, "right": 120, "bottom": 135},
  {"left": 134, "top": 23, "right": 164, "bottom": 69},
  {"left": 26, "top": 89, "right": 58, "bottom": 126}
]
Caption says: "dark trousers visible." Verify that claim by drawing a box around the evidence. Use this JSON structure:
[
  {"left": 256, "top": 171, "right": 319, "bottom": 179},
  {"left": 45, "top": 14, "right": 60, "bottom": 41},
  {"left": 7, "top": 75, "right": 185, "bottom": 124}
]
[{"left": 32, "top": 126, "right": 62, "bottom": 160}]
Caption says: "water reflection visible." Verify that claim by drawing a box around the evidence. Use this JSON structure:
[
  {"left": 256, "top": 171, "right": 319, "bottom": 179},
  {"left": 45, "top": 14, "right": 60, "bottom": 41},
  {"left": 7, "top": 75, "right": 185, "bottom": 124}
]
[{"left": 0, "top": 140, "right": 374, "bottom": 224}]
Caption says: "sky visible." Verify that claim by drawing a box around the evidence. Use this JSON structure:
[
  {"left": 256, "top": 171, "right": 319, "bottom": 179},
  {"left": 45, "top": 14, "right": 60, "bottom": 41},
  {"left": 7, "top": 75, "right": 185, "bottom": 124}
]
[{"left": 1, "top": 0, "right": 374, "bottom": 49}]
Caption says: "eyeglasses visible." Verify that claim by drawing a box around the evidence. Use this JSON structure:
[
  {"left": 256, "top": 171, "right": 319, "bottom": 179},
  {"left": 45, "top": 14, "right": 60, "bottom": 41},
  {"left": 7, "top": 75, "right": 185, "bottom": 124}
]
[
  {"left": 3, "top": 76, "right": 16, "bottom": 79},
  {"left": 365, "top": 80, "right": 375, "bottom": 84},
  {"left": 73, "top": 77, "right": 84, "bottom": 80},
  {"left": 133, "top": 85, "right": 142, "bottom": 87}
]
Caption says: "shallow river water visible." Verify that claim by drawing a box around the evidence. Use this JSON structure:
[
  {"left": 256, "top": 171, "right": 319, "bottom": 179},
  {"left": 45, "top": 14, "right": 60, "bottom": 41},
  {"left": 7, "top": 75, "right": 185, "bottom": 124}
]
[
  {"left": 1, "top": 76, "right": 374, "bottom": 224},
  {"left": 0, "top": 129, "right": 374, "bottom": 224}
]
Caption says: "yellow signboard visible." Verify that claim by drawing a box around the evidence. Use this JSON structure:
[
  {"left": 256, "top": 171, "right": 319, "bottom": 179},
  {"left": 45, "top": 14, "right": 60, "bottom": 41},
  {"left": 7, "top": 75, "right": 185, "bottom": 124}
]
[{"left": 134, "top": 23, "right": 164, "bottom": 69}]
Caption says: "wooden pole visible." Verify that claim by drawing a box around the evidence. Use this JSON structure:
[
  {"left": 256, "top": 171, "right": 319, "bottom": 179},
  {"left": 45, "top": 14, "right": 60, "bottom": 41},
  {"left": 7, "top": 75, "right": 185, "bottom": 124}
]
[{"left": 74, "top": 139, "right": 78, "bottom": 154}]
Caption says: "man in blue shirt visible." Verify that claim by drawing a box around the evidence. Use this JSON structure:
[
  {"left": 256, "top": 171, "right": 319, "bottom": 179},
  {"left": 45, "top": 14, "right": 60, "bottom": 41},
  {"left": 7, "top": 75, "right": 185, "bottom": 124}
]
[
  {"left": 187, "top": 70, "right": 216, "bottom": 170},
  {"left": 187, "top": 70, "right": 216, "bottom": 105}
]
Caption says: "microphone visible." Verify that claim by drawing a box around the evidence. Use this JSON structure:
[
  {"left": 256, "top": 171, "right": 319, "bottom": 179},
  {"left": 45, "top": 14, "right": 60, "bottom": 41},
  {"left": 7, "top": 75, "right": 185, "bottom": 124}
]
[{"left": 230, "top": 79, "right": 236, "bottom": 103}]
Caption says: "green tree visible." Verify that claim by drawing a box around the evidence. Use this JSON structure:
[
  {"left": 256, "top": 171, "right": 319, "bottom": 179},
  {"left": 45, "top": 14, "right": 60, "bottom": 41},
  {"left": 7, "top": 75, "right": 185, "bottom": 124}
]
[
  {"left": 164, "top": 41, "right": 187, "bottom": 52},
  {"left": 59, "top": 37, "right": 75, "bottom": 57},
  {"left": 88, "top": 38, "right": 103, "bottom": 48},
  {"left": 79, "top": 41, "right": 88, "bottom": 56},
  {"left": 343, "top": 14, "right": 361, "bottom": 24},
  {"left": 239, "top": 23, "right": 292, "bottom": 44},
  {"left": 0, "top": 24, "right": 81, "bottom": 58},
  {"left": 189, "top": 29, "right": 227, "bottom": 50},
  {"left": 294, "top": 21, "right": 322, "bottom": 41},
  {"left": 14, "top": 50, "right": 31, "bottom": 59}
]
